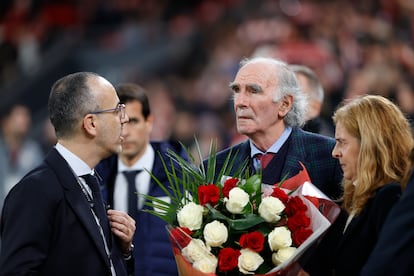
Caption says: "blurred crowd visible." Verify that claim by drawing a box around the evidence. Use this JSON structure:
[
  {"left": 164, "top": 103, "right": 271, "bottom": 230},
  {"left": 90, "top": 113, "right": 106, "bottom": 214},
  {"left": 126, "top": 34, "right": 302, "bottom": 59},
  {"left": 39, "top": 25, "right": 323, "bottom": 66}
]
[{"left": 1, "top": 0, "right": 414, "bottom": 206}]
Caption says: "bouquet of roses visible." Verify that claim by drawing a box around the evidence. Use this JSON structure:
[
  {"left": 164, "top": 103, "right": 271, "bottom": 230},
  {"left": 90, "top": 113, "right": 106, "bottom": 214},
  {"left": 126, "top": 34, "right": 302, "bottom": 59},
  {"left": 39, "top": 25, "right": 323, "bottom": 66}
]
[{"left": 143, "top": 141, "right": 339, "bottom": 275}]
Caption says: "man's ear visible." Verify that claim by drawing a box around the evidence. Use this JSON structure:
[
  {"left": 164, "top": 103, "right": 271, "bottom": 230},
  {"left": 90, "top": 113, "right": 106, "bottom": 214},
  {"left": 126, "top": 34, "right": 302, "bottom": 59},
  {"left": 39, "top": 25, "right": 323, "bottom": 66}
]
[
  {"left": 278, "top": 95, "right": 293, "bottom": 117},
  {"left": 146, "top": 114, "right": 154, "bottom": 133},
  {"left": 83, "top": 114, "right": 97, "bottom": 137}
]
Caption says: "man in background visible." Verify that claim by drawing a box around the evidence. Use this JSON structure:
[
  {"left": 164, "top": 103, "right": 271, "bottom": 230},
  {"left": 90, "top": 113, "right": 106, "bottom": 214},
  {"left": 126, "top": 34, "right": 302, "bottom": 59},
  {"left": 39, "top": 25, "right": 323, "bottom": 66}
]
[
  {"left": 97, "top": 83, "right": 186, "bottom": 276},
  {"left": 289, "top": 64, "right": 334, "bottom": 137},
  {"left": 0, "top": 103, "right": 43, "bottom": 213}
]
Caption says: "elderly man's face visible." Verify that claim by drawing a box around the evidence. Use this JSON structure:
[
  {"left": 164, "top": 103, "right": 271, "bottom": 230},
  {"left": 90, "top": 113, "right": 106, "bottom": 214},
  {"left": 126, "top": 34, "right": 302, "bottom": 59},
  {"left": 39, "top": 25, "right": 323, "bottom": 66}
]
[{"left": 230, "top": 62, "right": 288, "bottom": 144}]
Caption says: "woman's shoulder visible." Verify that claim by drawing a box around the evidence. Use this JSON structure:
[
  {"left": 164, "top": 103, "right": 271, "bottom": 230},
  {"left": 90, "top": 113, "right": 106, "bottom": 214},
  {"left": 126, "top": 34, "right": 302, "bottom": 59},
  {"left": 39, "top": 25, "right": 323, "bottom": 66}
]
[
  {"left": 368, "top": 183, "right": 402, "bottom": 229},
  {"left": 374, "top": 183, "right": 402, "bottom": 200},
  {"left": 370, "top": 183, "right": 401, "bottom": 208}
]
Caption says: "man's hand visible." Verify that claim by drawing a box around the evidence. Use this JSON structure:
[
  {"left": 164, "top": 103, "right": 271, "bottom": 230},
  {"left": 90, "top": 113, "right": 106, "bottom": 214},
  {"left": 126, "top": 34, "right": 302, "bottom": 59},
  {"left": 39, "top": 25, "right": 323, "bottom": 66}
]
[{"left": 107, "top": 209, "right": 136, "bottom": 255}]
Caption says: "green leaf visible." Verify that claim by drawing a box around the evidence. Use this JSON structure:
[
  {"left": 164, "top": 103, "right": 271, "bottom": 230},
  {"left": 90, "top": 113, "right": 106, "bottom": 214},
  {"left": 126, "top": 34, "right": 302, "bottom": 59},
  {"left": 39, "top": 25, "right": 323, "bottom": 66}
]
[
  {"left": 205, "top": 204, "right": 265, "bottom": 231},
  {"left": 141, "top": 194, "right": 177, "bottom": 225},
  {"left": 229, "top": 214, "right": 266, "bottom": 231},
  {"left": 206, "top": 204, "right": 230, "bottom": 221}
]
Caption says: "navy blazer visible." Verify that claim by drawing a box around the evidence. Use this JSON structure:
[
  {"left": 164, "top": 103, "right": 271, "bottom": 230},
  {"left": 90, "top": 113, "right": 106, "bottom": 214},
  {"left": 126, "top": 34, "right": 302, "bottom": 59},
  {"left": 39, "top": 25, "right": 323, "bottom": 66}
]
[
  {"left": 0, "top": 149, "right": 129, "bottom": 276},
  {"left": 212, "top": 128, "right": 343, "bottom": 199},
  {"left": 96, "top": 141, "right": 186, "bottom": 276},
  {"left": 305, "top": 183, "right": 402, "bottom": 276},
  {"left": 361, "top": 170, "right": 414, "bottom": 276}
]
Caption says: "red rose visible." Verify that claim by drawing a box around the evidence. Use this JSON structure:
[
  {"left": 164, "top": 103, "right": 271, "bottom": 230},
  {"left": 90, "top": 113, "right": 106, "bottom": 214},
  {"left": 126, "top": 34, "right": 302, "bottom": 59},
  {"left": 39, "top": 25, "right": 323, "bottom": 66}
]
[
  {"left": 285, "top": 196, "right": 307, "bottom": 216},
  {"left": 287, "top": 211, "right": 311, "bottom": 231},
  {"left": 271, "top": 187, "right": 289, "bottom": 204},
  {"left": 198, "top": 184, "right": 220, "bottom": 206},
  {"left": 222, "top": 178, "right": 239, "bottom": 198},
  {"left": 170, "top": 227, "right": 193, "bottom": 248},
  {"left": 292, "top": 227, "right": 313, "bottom": 246},
  {"left": 239, "top": 231, "right": 265, "bottom": 252},
  {"left": 218, "top": 247, "right": 240, "bottom": 272}
]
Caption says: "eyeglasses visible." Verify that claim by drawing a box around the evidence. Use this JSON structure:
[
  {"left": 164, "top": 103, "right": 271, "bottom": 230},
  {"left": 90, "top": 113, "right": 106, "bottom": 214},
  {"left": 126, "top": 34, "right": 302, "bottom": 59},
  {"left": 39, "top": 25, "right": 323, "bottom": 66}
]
[{"left": 89, "top": 103, "right": 126, "bottom": 120}]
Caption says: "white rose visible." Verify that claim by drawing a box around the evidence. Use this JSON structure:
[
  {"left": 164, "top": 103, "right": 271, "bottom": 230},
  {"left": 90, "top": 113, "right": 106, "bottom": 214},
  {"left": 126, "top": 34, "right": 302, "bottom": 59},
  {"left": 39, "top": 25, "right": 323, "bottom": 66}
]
[
  {"left": 182, "top": 239, "right": 211, "bottom": 263},
  {"left": 268, "top": 227, "right": 292, "bottom": 251},
  {"left": 272, "top": 247, "right": 297, "bottom": 265},
  {"left": 177, "top": 202, "right": 204, "bottom": 230},
  {"left": 258, "top": 196, "right": 285, "bottom": 223},
  {"left": 238, "top": 248, "right": 264, "bottom": 274},
  {"left": 193, "top": 255, "right": 218, "bottom": 273},
  {"left": 225, "top": 187, "right": 250, "bottom": 214},
  {"left": 203, "top": 220, "right": 228, "bottom": 247}
]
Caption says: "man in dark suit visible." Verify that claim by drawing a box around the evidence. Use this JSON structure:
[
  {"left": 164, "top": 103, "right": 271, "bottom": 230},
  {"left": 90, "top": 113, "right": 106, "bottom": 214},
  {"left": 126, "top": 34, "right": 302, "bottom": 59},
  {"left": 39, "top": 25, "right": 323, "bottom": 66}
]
[
  {"left": 0, "top": 72, "right": 135, "bottom": 275},
  {"left": 216, "top": 57, "right": 342, "bottom": 200},
  {"left": 96, "top": 83, "right": 186, "bottom": 276}
]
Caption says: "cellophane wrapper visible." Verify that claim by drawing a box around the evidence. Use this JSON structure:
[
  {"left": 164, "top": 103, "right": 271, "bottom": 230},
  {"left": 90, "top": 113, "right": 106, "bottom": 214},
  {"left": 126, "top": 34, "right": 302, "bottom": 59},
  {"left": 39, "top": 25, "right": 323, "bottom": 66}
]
[{"left": 167, "top": 181, "right": 340, "bottom": 276}]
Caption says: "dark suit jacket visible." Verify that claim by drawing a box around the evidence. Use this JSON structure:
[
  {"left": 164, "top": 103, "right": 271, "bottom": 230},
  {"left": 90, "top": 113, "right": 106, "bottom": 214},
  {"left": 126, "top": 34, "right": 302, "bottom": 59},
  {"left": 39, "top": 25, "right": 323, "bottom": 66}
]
[
  {"left": 0, "top": 149, "right": 129, "bottom": 276},
  {"left": 361, "top": 171, "right": 414, "bottom": 276},
  {"left": 96, "top": 141, "right": 186, "bottom": 276},
  {"left": 304, "top": 183, "right": 402, "bottom": 276},
  {"left": 212, "top": 127, "right": 343, "bottom": 199}
]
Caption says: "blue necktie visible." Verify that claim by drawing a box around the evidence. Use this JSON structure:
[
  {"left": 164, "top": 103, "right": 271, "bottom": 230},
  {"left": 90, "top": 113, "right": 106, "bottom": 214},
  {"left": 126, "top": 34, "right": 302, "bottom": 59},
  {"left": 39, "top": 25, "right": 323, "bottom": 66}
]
[{"left": 123, "top": 170, "right": 141, "bottom": 218}]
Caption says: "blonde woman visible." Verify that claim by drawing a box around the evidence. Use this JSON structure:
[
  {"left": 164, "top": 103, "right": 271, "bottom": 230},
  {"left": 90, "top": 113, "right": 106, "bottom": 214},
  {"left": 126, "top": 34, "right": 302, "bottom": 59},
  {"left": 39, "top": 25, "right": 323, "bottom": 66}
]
[{"left": 303, "top": 94, "right": 414, "bottom": 276}]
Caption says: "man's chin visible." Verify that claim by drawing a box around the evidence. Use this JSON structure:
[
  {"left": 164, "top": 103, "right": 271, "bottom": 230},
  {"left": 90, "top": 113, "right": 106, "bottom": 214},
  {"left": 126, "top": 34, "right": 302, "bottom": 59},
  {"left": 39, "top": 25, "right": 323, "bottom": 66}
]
[
  {"left": 116, "top": 145, "right": 123, "bottom": 154},
  {"left": 120, "top": 148, "right": 137, "bottom": 157},
  {"left": 237, "top": 126, "right": 251, "bottom": 136}
]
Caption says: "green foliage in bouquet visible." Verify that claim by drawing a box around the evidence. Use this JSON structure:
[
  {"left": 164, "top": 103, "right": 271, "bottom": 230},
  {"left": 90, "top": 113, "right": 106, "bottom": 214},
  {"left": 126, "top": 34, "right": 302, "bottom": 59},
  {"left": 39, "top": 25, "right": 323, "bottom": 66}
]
[{"left": 142, "top": 139, "right": 253, "bottom": 227}]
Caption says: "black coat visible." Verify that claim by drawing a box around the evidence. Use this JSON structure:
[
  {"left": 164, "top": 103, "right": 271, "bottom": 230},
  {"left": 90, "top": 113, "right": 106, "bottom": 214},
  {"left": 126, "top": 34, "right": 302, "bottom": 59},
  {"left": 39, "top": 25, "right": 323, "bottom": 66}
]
[
  {"left": 305, "top": 183, "right": 402, "bottom": 276},
  {"left": 361, "top": 171, "right": 414, "bottom": 276},
  {"left": 0, "top": 148, "right": 130, "bottom": 276}
]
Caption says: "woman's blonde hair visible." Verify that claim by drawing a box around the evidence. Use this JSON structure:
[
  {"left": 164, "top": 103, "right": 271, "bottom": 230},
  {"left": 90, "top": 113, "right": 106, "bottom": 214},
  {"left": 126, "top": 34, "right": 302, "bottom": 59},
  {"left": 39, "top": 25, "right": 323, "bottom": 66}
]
[{"left": 333, "top": 94, "right": 414, "bottom": 215}]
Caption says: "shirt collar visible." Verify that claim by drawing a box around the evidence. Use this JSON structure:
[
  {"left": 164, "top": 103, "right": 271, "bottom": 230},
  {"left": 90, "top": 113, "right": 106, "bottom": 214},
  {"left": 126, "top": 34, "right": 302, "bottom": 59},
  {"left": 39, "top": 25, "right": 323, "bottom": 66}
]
[
  {"left": 118, "top": 143, "right": 154, "bottom": 172},
  {"left": 250, "top": 126, "right": 292, "bottom": 158},
  {"left": 55, "top": 143, "right": 93, "bottom": 176}
]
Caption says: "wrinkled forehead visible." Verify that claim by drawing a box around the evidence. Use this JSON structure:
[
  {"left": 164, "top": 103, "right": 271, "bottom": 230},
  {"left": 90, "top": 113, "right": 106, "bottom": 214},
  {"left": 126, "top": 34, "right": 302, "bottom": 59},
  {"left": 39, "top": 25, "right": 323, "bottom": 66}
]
[{"left": 233, "top": 62, "right": 277, "bottom": 89}]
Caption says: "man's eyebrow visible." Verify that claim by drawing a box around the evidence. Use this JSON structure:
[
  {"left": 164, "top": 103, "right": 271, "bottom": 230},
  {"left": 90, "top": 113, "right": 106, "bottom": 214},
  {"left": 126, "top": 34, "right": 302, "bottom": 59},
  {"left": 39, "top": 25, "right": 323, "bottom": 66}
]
[
  {"left": 229, "top": 82, "right": 238, "bottom": 89},
  {"left": 247, "top": 83, "right": 262, "bottom": 91},
  {"left": 239, "top": 83, "right": 263, "bottom": 94}
]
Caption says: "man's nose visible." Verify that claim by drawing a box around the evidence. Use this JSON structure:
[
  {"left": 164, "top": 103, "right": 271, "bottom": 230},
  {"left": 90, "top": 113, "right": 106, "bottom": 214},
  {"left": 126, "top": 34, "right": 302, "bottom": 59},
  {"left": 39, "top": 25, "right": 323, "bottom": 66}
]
[{"left": 121, "top": 114, "right": 129, "bottom": 124}]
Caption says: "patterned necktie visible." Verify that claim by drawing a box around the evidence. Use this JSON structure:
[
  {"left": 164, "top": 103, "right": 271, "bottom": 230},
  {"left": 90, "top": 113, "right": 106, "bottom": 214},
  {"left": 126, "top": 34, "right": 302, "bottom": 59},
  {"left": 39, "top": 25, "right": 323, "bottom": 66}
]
[
  {"left": 81, "top": 174, "right": 111, "bottom": 247},
  {"left": 255, "top": 153, "right": 276, "bottom": 169},
  {"left": 122, "top": 170, "right": 142, "bottom": 218}
]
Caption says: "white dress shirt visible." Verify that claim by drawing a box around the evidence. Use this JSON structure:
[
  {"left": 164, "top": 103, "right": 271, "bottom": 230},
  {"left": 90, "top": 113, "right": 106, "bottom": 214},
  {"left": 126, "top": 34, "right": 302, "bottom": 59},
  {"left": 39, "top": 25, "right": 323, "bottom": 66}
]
[{"left": 114, "top": 144, "right": 154, "bottom": 213}]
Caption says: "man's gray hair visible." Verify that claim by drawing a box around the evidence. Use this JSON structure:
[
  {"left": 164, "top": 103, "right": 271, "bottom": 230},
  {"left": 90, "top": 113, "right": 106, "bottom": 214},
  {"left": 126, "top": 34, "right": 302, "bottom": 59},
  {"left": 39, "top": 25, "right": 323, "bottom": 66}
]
[{"left": 240, "top": 57, "right": 308, "bottom": 127}]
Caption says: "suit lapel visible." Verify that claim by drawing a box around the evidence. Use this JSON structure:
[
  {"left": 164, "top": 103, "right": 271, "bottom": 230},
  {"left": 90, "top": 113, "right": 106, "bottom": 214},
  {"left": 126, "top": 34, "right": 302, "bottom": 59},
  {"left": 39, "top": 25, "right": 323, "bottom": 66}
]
[
  {"left": 149, "top": 142, "right": 183, "bottom": 196},
  {"left": 234, "top": 141, "right": 252, "bottom": 174},
  {"left": 151, "top": 144, "right": 165, "bottom": 182},
  {"left": 44, "top": 149, "right": 111, "bottom": 267},
  {"left": 281, "top": 128, "right": 308, "bottom": 180}
]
